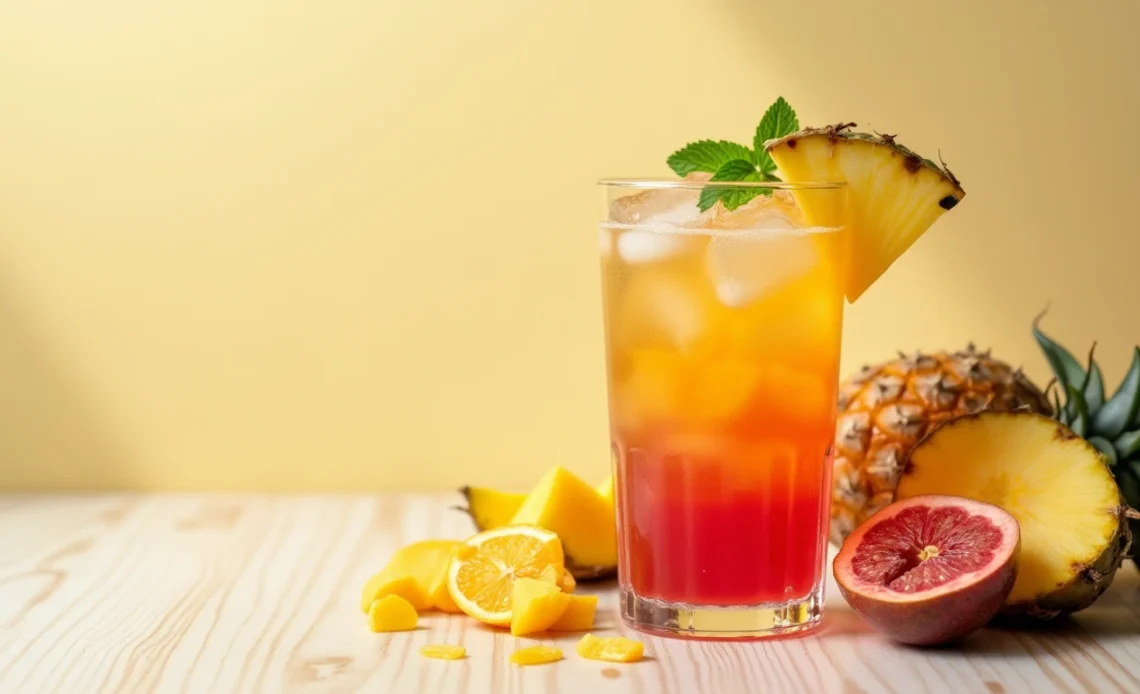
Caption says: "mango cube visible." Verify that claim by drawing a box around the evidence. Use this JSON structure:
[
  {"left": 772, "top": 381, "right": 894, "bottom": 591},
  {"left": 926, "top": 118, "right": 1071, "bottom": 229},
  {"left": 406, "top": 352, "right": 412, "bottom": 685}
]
[
  {"left": 510, "top": 578, "right": 572, "bottom": 637},
  {"left": 549, "top": 595, "right": 598, "bottom": 631},
  {"left": 510, "top": 645, "right": 563, "bottom": 666},
  {"left": 576, "top": 634, "right": 644, "bottom": 663},
  {"left": 360, "top": 539, "right": 461, "bottom": 612},
  {"left": 360, "top": 573, "right": 430, "bottom": 612},
  {"left": 421, "top": 644, "right": 466, "bottom": 660},
  {"left": 368, "top": 595, "right": 418, "bottom": 632}
]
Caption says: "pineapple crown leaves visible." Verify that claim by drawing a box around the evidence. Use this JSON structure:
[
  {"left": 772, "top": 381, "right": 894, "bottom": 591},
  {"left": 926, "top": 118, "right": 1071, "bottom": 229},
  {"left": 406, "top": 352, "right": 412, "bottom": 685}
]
[
  {"left": 1032, "top": 308, "right": 1140, "bottom": 513},
  {"left": 666, "top": 97, "right": 800, "bottom": 212}
]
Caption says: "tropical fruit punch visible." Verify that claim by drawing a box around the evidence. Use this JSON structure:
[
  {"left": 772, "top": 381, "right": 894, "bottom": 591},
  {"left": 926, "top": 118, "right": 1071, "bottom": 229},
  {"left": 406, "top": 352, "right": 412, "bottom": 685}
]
[
  {"left": 601, "top": 186, "right": 844, "bottom": 610},
  {"left": 598, "top": 98, "right": 965, "bottom": 638}
]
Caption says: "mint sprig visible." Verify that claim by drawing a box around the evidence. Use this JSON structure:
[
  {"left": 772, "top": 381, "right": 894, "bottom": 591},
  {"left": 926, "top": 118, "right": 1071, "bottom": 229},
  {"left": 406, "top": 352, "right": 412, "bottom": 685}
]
[{"left": 666, "top": 97, "right": 799, "bottom": 212}]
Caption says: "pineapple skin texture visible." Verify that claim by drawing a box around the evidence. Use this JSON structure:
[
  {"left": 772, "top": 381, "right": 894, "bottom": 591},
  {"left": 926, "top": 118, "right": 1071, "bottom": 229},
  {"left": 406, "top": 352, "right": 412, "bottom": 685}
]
[{"left": 831, "top": 345, "right": 1051, "bottom": 545}]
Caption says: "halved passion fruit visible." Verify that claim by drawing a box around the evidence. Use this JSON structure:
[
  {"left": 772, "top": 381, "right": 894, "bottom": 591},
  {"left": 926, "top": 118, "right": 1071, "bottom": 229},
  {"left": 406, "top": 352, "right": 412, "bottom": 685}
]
[{"left": 833, "top": 495, "right": 1020, "bottom": 646}]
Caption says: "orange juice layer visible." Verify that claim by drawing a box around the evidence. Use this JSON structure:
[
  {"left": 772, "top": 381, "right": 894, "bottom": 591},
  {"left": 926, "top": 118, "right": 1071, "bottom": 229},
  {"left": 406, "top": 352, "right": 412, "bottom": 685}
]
[{"left": 600, "top": 220, "right": 843, "bottom": 606}]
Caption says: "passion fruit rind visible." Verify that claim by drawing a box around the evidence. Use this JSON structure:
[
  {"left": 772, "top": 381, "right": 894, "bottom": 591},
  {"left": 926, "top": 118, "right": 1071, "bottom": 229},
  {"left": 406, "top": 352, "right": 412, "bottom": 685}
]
[{"left": 834, "top": 495, "right": 1020, "bottom": 646}]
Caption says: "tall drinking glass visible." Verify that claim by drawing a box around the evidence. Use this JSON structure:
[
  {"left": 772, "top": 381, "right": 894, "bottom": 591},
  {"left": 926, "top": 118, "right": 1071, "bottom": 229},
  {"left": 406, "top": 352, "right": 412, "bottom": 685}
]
[{"left": 597, "top": 179, "right": 847, "bottom": 639}]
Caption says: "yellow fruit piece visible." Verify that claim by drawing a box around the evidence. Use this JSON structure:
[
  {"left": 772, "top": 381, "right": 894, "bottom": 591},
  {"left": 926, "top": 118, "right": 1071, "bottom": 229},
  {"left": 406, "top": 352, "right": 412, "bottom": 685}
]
[
  {"left": 766, "top": 129, "right": 964, "bottom": 302},
  {"left": 576, "top": 634, "right": 644, "bottom": 663},
  {"left": 368, "top": 595, "right": 418, "bottom": 632},
  {"left": 510, "top": 578, "right": 572, "bottom": 636},
  {"left": 427, "top": 571, "right": 462, "bottom": 613},
  {"left": 596, "top": 476, "right": 614, "bottom": 509},
  {"left": 360, "top": 573, "right": 430, "bottom": 613},
  {"left": 459, "top": 486, "right": 527, "bottom": 531},
  {"left": 447, "top": 525, "right": 565, "bottom": 626},
  {"left": 421, "top": 645, "right": 466, "bottom": 660},
  {"left": 559, "top": 571, "right": 576, "bottom": 594},
  {"left": 510, "top": 645, "right": 563, "bottom": 666},
  {"left": 361, "top": 539, "right": 460, "bottom": 613},
  {"left": 896, "top": 411, "right": 1127, "bottom": 615},
  {"left": 509, "top": 467, "right": 617, "bottom": 570},
  {"left": 549, "top": 595, "right": 598, "bottom": 631}
]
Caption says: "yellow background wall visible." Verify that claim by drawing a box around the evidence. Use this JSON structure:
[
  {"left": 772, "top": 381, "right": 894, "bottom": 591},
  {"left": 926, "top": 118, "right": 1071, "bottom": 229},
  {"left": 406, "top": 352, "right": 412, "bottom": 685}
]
[{"left": 1, "top": 0, "right": 1138, "bottom": 491}]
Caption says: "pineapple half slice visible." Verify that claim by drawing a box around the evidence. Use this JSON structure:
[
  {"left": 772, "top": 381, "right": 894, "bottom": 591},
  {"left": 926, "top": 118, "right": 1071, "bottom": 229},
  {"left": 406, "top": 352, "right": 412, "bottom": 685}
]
[
  {"left": 895, "top": 411, "right": 1133, "bottom": 619},
  {"left": 766, "top": 126, "right": 965, "bottom": 302}
]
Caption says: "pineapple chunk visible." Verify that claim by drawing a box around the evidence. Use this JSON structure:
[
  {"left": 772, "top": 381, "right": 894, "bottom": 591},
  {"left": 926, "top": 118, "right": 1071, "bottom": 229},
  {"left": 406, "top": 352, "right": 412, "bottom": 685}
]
[
  {"left": 559, "top": 571, "right": 577, "bottom": 594},
  {"left": 766, "top": 127, "right": 964, "bottom": 302},
  {"left": 549, "top": 595, "right": 598, "bottom": 631},
  {"left": 421, "top": 644, "right": 466, "bottom": 660},
  {"left": 896, "top": 411, "right": 1128, "bottom": 616},
  {"left": 510, "top": 645, "right": 563, "bottom": 666},
  {"left": 458, "top": 486, "right": 527, "bottom": 531},
  {"left": 510, "top": 578, "right": 572, "bottom": 636},
  {"left": 576, "top": 634, "right": 644, "bottom": 663},
  {"left": 510, "top": 467, "right": 618, "bottom": 571},
  {"left": 368, "top": 595, "right": 418, "bottom": 632},
  {"left": 360, "top": 573, "right": 430, "bottom": 613}
]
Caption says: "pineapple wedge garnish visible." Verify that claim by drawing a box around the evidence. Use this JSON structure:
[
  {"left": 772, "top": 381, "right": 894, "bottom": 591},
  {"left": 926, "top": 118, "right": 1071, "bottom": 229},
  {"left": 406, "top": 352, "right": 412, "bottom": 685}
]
[{"left": 766, "top": 125, "right": 965, "bottom": 302}]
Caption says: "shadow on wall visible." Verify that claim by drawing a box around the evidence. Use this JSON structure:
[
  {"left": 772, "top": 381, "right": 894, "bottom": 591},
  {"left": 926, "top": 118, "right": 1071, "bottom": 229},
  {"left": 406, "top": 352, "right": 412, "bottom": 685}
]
[{"left": 0, "top": 278, "right": 137, "bottom": 490}]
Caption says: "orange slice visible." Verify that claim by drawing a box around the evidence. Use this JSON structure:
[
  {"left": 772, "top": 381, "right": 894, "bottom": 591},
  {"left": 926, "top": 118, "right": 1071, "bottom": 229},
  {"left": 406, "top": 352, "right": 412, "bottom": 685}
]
[{"left": 447, "top": 525, "right": 565, "bottom": 626}]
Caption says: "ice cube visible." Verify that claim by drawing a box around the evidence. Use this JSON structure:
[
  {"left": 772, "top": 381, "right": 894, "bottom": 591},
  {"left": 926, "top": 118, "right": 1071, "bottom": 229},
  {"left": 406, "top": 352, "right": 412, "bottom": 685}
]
[
  {"left": 705, "top": 232, "right": 817, "bottom": 307},
  {"left": 616, "top": 273, "right": 710, "bottom": 351},
  {"left": 616, "top": 229, "right": 695, "bottom": 264},
  {"left": 707, "top": 189, "right": 805, "bottom": 230},
  {"left": 609, "top": 187, "right": 704, "bottom": 226}
]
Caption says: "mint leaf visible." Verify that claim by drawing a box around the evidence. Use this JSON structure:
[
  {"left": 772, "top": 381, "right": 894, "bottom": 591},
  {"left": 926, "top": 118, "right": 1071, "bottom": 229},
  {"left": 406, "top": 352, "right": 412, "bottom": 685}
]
[
  {"left": 753, "top": 97, "right": 799, "bottom": 176},
  {"left": 697, "top": 159, "right": 765, "bottom": 212},
  {"left": 667, "top": 140, "right": 754, "bottom": 177},
  {"left": 711, "top": 159, "right": 760, "bottom": 179}
]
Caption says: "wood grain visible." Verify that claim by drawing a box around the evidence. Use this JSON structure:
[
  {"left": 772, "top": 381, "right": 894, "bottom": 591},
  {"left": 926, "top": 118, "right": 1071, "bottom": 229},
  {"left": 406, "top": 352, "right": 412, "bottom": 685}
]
[{"left": 0, "top": 494, "right": 1137, "bottom": 694}]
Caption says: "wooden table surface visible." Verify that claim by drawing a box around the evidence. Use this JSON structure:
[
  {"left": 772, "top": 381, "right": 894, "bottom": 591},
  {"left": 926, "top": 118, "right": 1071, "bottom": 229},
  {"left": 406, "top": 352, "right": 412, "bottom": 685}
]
[{"left": 0, "top": 494, "right": 1137, "bottom": 694}]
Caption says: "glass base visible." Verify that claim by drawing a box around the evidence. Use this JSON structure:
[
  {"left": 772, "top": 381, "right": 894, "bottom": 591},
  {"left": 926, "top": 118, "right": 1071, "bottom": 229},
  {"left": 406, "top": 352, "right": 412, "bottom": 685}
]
[{"left": 620, "top": 585, "right": 823, "bottom": 640}]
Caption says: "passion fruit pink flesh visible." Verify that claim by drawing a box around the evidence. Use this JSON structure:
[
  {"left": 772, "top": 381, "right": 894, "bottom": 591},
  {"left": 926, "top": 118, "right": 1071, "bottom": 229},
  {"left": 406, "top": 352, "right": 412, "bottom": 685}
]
[{"left": 833, "top": 495, "right": 1020, "bottom": 646}]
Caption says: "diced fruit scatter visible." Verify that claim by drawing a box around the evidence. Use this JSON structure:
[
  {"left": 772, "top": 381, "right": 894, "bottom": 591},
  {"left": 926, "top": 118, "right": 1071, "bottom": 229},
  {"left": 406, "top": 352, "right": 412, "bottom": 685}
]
[
  {"left": 576, "top": 634, "right": 645, "bottom": 663},
  {"left": 360, "top": 539, "right": 461, "bottom": 613},
  {"left": 447, "top": 526, "right": 565, "bottom": 627},
  {"left": 510, "top": 646, "right": 564, "bottom": 666},
  {"left": 549, "top": 595, "right": 599, "bottom": 631},
  {"left": 510, "top": 578, "right": 572, "bottom": 636},
  {"left": 421, "top": 645, "right": 466, "bottom": 660},
  {"left": 360, "top": 573, "right": 430, "bottom": 613},
  {"left": 368, "top": 595, "right": 418, "bottom": 633}
]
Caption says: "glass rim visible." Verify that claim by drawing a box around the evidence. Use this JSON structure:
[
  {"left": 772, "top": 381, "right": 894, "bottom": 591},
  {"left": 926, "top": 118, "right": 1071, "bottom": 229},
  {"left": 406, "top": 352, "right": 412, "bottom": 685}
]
[{"left": 597, "top": 177, "right": 845, "bottom": 190}]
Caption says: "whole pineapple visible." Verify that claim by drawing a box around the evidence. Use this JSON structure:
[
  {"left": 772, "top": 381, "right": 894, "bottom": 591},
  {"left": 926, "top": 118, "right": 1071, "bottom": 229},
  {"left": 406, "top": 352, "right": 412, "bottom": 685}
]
[
  {"left": 1033, "top": 314, "right": 1140, "bottom": 566},
  {"left": 831, "top": 344, "right": 1051, "bottom": 544}
]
